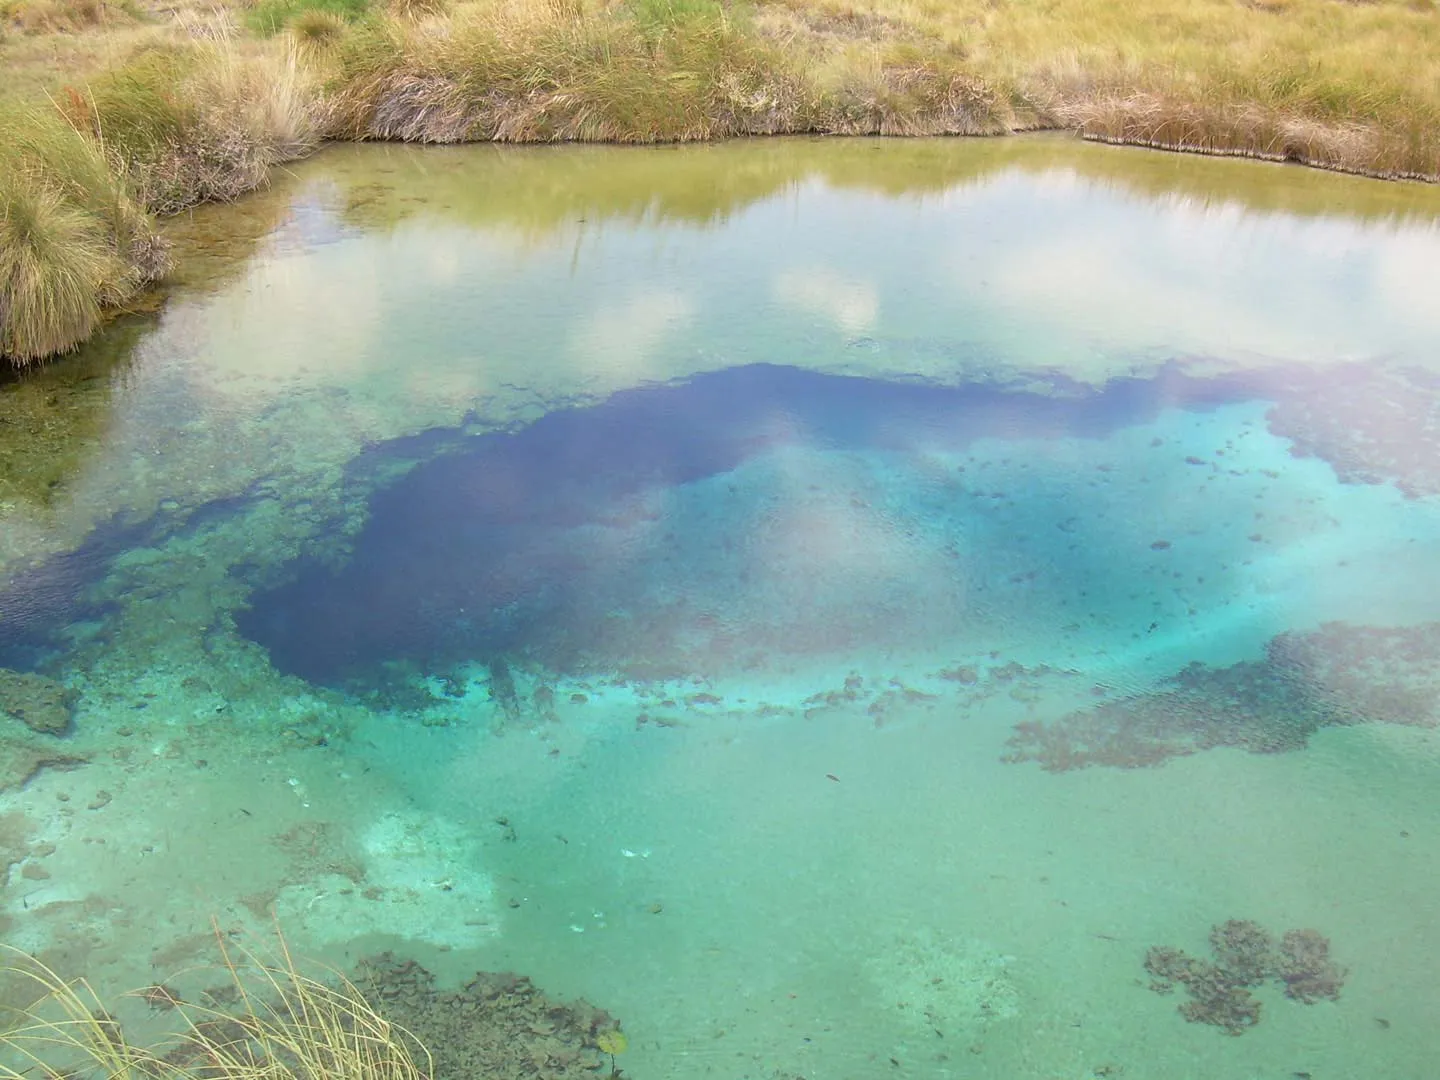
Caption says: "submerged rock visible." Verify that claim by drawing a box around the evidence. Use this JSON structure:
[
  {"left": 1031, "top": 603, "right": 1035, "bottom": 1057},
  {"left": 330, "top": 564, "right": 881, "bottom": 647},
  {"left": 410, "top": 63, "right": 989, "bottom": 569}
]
[
  {"left": 0, "top": 669, "right": 75, "bottom": 736},
  {"left": 356, "top": 954, "right": 620, "bottom": 1079}
]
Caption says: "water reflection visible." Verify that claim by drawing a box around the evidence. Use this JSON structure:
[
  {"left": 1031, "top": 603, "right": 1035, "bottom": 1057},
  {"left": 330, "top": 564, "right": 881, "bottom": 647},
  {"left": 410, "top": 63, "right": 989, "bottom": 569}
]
[
  {"left": 1, "top": 141, "right": 1439, "bottom": 1079},
  {"left": 4, "top": 136, "right": 1440, "bottom": 578}
]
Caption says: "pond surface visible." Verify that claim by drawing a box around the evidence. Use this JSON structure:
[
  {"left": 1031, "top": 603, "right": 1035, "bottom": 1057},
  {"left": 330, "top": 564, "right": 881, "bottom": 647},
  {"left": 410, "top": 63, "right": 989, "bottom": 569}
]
[{"left": 3, "top": 136, "right": 1440, "bottom": 1079}]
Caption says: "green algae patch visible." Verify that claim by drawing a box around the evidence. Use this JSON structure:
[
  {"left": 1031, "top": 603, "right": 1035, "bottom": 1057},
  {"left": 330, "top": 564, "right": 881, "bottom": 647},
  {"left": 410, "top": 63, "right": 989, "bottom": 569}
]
[{"left": 0, "top": 669, "right": 75, "bottom": 735}]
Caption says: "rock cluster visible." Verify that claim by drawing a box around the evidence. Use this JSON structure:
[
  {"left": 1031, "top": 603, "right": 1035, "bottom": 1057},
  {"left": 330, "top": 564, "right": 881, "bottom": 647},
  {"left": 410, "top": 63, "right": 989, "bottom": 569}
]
[{"left": 1144, "top": 920, "right": 1344, "bottom": 1035}]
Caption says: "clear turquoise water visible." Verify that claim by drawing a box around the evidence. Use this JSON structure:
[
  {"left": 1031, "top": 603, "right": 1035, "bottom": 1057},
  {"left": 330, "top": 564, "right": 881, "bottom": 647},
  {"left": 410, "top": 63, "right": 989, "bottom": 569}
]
[{"left": 3, "top": 137, "right": 1440, "bottom": 1078}]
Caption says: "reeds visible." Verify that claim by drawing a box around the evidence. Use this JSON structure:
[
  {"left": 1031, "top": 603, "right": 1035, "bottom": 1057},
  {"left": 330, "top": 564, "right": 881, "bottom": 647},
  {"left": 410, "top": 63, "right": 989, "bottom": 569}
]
[{"left": 0, "top": 934, "right": 432, "bottom": 1080}]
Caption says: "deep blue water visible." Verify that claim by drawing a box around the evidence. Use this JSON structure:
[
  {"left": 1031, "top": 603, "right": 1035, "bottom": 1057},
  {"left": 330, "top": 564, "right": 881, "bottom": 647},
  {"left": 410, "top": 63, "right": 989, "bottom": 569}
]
[{"left": 236, "top": 363, "right": 1266, "bottom": 688}]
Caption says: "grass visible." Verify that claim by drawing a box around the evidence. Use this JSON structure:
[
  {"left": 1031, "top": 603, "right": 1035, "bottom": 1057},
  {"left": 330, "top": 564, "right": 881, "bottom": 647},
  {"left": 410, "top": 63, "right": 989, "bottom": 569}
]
[
  {"left": 2, "top": 0, "right": 1439, "bottom": 365},
  {"left": 319, "top": 0, "right": 1023, "bottom": 143},
  {"left": 60, "top": 40, "right": 319, "bottom": 213},
  {"left": 247, "top": 0, "right": 371, "bottom": 37},
  {"left": 0, "top": 933, "right": 432, "bottom": 1080},
  {"left": 0, "top": 99, "right": 164, "bottom": 363}
]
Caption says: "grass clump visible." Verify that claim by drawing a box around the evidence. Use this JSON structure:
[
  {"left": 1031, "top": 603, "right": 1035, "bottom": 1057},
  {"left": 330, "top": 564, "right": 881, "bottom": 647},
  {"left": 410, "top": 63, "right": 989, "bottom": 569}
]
[
  {"left": 0, "top": 100, "right": 164, "bottom": 365},
  {"left": 61, "top": 39, "right": 319, "bottom": 213},
  {"left": 290, "top": 7, "right": 349, "bottom": 53},
  {"left": 0, "top": 934, "right": 432, "bottom": 1080},
  {"left": 247, "top": 0, "right": 371, "bottom": 37}
]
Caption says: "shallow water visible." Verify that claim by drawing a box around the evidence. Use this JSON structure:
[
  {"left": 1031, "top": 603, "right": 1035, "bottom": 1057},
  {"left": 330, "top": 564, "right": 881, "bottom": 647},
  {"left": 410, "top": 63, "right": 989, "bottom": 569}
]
[{"left": 3, "top": 136, "right": 1440, "bottom": 1079}]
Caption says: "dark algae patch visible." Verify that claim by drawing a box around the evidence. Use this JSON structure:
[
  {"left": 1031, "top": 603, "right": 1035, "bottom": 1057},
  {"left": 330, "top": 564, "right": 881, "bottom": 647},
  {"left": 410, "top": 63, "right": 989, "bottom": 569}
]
[
  {"left": 1145, "top": 920, "right": 1345, "bottom": 1035},
  {"left": 356, "top": 954, "right": 623, "bottom": 1079},
  {"left": 1004, "top": 622, "right": 1440, "bottom": 771}
]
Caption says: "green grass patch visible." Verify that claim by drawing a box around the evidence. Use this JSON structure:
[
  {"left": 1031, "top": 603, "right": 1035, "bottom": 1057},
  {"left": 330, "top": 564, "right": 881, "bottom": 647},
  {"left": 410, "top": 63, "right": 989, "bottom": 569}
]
[{"left": 247, "top": 0, "right": 371, "bottom": 37}]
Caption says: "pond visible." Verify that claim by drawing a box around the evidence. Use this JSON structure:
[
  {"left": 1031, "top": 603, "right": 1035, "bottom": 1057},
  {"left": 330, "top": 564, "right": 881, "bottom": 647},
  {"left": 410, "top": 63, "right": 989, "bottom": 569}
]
[{"left": 2, "top": 135, "right": 1440, "bottom": 1079}]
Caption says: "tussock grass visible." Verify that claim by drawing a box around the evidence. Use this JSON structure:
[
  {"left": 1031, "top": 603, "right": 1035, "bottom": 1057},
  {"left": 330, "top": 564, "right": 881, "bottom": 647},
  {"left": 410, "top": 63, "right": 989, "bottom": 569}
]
[
  {"left": 324, "top": 0, "right": 806, "bottom": 142},
  {"left": 247, "top": 0, "right": 371, "bottom": 36},
  {"left": 320, "top": 0, "right": 1031, "bottom": 143},
  {"left": 0, "top": 100, "right": 164, "bottom": 364},
  {"left": 290, "top": 6, "right": 348, "bottom": 52},
  {"left": 0, "top": 934, "right": 432, "bottom": 1080},
  {"left": 62, "top": 39, "right": 320, "bottom": 212}
]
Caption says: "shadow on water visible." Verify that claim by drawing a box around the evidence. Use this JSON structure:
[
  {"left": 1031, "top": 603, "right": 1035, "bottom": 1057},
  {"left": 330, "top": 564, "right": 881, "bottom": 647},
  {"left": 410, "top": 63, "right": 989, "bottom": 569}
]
[{"left": 237, "top": 362, "right": 1266, "bottom": 689}]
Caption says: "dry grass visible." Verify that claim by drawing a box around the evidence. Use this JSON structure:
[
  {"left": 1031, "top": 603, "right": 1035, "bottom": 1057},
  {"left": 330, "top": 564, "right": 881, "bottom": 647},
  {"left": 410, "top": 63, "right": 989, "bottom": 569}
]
[
  {"left": 319, "top": 0, "right": 1036, "bottom": 143},
  {"left": 0, "top": 99, "right": 164, "bottom": 364},
  {"left": 0, "top": 933, "right": 432, "bottom": 1080},
  {"left": 322, "top": 0, "right": 801, "bottom": 142},
  {"left": 768, "top": 0, "right": 1440, "bottom": 177},
  {"left": 314, "top": 0, "right": 1440, "bottom": 174},
  {"left": 61, "top": 37, "right": 320, "bottom": 212},
  {"left": 3, "top": 0, "right": 130, "bottom": 34}
]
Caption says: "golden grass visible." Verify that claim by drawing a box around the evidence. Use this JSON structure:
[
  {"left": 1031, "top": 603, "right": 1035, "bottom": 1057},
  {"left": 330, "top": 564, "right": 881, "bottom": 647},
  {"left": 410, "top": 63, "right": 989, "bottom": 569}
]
[
  {"left": 0, "top": 933, "right": 432, "bottom": 1080},
  {"left": 62, "top": 37, "right": 320, "bottom": 212},
  {"left": 0, "top": 99, "right": 164, "bottom": 363},
  {"left": 775, "top": 0, "right": 1440, "bottom": 177}
]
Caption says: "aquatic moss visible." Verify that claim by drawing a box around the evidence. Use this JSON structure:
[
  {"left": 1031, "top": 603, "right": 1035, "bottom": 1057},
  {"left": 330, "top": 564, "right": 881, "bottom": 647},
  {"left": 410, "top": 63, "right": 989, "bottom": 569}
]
[
  {"left": 356, "top": 953, "right": 621, "bottom": 1078},
  {"left": 0, "top": 668, "right": 74, "bottom": 735},
  {"left": 1265, "top": 362, "right": 1440, "bottom": 500},
  {"left": 0, "top": 317, "right": 145, "bottom": 505},
  {"left": 1003, "top": 622, "right": 1440, "bottom": 771},
  {"left": 1145, "top": 920, "right": 1344, "bottom": 1035}
]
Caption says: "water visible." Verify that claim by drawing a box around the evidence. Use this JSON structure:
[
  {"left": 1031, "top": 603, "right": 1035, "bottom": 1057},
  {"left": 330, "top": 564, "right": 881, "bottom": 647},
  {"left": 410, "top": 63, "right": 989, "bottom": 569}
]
[{"left": 2, "top": 136, "right": 1440, "bottom": 1079}]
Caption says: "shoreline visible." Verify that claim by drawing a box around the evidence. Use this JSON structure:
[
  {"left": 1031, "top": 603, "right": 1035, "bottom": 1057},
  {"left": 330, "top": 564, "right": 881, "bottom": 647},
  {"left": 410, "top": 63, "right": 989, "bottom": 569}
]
[{"left": 3, "top": 0, "right": 1439, "bottom": 366}]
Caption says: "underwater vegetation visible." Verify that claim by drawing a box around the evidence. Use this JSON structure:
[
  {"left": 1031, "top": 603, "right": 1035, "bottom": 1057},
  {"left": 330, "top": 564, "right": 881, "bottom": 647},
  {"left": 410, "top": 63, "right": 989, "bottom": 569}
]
[
  {"left": 1003, "top": 622, "right": 1440, "bottom": 771},
  {"left": 1265, "top": 363, "right": 1440, "bottom": 500},
  {"left": 357, "top": 955, "right": 624, "bottom": 1078},
  {"left": 1144, "top": 919, "right": 1344, "bottom": 1036},
  {"left": 0, "top": 668, "right": 73, "bottom": 735}
]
